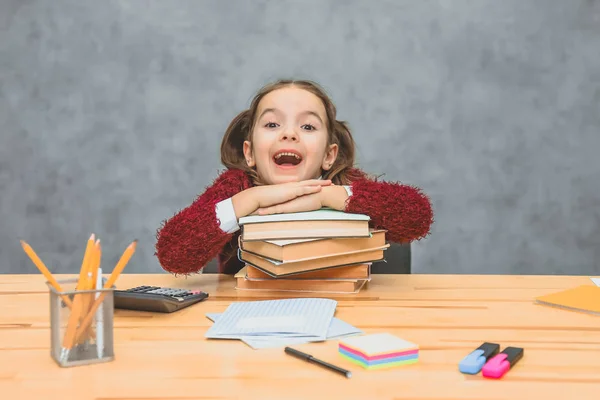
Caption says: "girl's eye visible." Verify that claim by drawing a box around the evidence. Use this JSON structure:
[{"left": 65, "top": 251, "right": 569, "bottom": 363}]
[
  {"left": 265, "top": 122, "right": 279, "bottom": 128},
  {"left": 302, "top": 124, "right": 316, "bottom": 131}
]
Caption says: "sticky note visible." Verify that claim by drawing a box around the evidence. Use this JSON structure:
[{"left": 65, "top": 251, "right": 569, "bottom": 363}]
[{"left": 338, "top": 333, "right": 419, "bottom": 370}]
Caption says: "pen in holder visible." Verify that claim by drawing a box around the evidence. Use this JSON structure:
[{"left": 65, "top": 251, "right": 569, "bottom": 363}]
[{"left": 48, "top": 278, "right": 115, "bottom": 367}]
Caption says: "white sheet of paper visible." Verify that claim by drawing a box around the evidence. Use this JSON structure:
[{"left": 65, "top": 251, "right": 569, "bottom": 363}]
[
  {"left": 590, "top": 277, "right": 600, "bottom": 287},
  {"left": 205, "top": 313, "right": 362, "bottom": 349},
  {"left": 204, "top": 298, "right": 336, "bottom": 340}
]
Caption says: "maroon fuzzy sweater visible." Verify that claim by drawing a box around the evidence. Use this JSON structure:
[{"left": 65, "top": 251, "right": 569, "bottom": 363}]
[{"left": 154, "top": 168, "right": 434, "bottom": 275}]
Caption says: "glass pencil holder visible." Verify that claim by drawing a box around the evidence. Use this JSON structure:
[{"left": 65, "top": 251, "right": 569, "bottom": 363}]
[{"left": 47, "top": 278, "right": 115, "bottom": 368}]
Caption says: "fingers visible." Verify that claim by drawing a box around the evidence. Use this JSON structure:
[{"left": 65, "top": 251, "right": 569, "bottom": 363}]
[
  {"left": 256, "top": 207, "right": 269, "bottom": 215},
  {"left": 295, "top": 185, "right": 322, "bottom": 197},
  {"left": 257, "top": 205, "right": 281, "bottom": 215},
  {"left": 258, "top": 201, "right": 300, "bottom": 215},
  {"left": 295, "top": 179, "right": 332, "bottom": 186}
]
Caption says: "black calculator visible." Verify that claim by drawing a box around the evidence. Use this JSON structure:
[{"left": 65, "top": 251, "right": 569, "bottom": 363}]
[{"left": 114, "top": 286, "right": 209, "bottom": 313}]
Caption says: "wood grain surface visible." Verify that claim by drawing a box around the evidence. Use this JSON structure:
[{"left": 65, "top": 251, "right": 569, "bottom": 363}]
[{"left": 1, "top": 273, "right": 599, "bottom": 399}]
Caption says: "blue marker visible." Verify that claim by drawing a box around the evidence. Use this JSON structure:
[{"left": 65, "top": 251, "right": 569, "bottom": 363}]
[{"left": 459, "top": 342, "right": 500, "bottom": 374}]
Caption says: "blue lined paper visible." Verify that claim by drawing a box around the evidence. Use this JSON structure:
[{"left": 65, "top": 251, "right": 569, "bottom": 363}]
[{"left": 204, "top": 298, "right": 337, "bottom": 340}]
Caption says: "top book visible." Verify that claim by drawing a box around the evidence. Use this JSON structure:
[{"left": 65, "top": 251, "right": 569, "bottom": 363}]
[{"left": 238, "top": 208, "right": 371, "bottom": 241}]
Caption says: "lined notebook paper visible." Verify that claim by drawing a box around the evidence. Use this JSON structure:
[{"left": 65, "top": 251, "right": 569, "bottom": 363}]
[
  {"left": 205, "top": 313, "right": 362, "bottom": 349},
  {"left": 204, "top": 298, "right": 337, "bottom": 340}
]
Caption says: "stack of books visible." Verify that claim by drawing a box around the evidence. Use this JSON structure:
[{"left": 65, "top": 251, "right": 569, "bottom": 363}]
[{"left": 234, "top": 208, "right": 389, "bottom": 294}]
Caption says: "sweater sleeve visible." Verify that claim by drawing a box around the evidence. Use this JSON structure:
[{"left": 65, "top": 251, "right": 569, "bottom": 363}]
[
  {"left": 343, "top": 168, "right": 434, "bottom": 243},
  {"left": 154, "top": 168, "right": 252, "bottom": 275}
]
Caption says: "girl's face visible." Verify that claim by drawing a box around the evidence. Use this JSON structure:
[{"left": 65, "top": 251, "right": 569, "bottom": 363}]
[{"left": 243, "top": 87, "right": 338, "bottom": 185}]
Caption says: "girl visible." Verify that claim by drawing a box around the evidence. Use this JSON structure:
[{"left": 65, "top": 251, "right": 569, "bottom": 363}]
[{"left": 155, "top": 79, "right": 434, "bottom": 275}]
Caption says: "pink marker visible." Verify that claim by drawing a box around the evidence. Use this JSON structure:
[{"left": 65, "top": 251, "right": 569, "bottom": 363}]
[{"left": 482, "top": 347, "right": 524, "bottom": 379}]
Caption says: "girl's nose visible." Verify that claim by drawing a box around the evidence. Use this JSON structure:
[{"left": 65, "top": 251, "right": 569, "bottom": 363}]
[{"left": 279, "top": 129, "right": 298, "bottom": 142}]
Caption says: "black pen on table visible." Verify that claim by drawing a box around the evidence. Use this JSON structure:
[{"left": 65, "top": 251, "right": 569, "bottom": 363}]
[{"left": 284, "top": 347, "right": 352, "bottom": 378}]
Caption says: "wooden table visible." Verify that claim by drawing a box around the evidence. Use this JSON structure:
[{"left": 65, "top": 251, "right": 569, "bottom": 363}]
[{"left": 1, "top": 273, "right": 599, "bottom": 399}]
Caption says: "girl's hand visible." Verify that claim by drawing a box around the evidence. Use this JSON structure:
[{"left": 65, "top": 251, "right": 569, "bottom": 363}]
[
  {"left": 255, "top": 185, "right": 349, "bottom": 215},
  {"left": 231, "top": 179, "right": 331, "bottom": 218},
  {"left": 256, "top": 192, "right": 324, "bottom": 216}
]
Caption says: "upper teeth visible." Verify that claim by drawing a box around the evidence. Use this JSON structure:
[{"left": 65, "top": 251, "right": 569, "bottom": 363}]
[{"left": 275, "top": 152, "right": 301, "bottom": 159}]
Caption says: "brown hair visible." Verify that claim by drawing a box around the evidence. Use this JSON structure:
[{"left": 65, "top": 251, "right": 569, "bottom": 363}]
[{"left": 220, "top": 79, "right": 356, "bottom": 185}]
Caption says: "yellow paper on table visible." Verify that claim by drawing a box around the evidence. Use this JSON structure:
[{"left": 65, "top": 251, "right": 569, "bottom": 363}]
[{"left": 535, "top": 285, "right": 600, "bottom": 316}]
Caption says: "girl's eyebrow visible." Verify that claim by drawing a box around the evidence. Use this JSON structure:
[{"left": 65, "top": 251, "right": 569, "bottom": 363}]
[
  {"left": 257, "top": 108, "right": 324, "bottom": 124},
  {"left": 299, "top": 110, "right": 324, "bottom": 124},
  {"left": 257, "top": 108, "right": 279, "bottom": 120}
]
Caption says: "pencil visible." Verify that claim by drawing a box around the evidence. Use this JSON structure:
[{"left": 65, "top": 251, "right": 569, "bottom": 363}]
[
  {"left": 21, "top": 238, "right": 96, "bottom": 343},
  {"left": 104, "top": 240, "right": 138, "bottom": 289},
  {"left": 20, "top": 240, "right": 73, "bottom": 308},
  {"left": 85, "top": 240, "right": 101, "bottom": 340},
  {"left": 59, "top": 234, "right": 95, "bottom": 362},
  {"left": 79, "top": 239, "right": 96, "bottom": 317},
  {"left": 90, "top": 239, "right": 101, "bottom": 291},
  {"left": 74, "top": 239, "right": 137, "bottom": 344},
  {"left": 78, "top": 234, "right": 95, "bottom": 288},
  {"left": 76, "top": 238, "right": 101, "bottom": 345},
  {"left": 86, "top": 241, "right": 101, "bottom": 304}
]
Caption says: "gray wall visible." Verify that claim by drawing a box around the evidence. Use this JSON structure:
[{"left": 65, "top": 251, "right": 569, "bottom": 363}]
[{"left": 2, "top": 0, "right": 599, "bottom": 276}]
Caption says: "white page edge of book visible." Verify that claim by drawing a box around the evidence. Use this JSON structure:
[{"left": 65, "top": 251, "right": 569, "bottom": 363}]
[
  {"left": 262, "top": 229, "right": 385, "bottom": 246},
  {"left": 242, "top": 230, "right": 371, "bottom": 241},
  {"left": 242, "top": 244, "right": 389, "bottom": 265},
  {"left": 241, "top": 256, "right": 387, "bottom": 278},
  {"left": 235, "top": 279, "right": 368, "bottom": 294},
  {"left": 238, "top": 208, "right": 370, "bottom": 225}
]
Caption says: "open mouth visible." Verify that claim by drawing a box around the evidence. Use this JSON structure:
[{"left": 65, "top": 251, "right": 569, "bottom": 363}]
[{"left": 273, "top": 150, "right": 303, "bottom": 167}]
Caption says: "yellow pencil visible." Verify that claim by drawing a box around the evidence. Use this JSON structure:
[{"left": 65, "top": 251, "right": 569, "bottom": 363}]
[
  {"left": 90, "top": 239, "right": 101, "bottom": 291},
  {"left": 76, "top": 234, "right": 96, "bottom": 320},
  {"left": 60, "top": 234, "right": 96, "bottom": 361},
  {"left": 77, "top": 234, "right": 96, "bottom": 289},
  {"left": 81, "top": 239, "right": 99, "bottom": 310},
  {"left": 76, "top": 238, "right": 101, "bottom": 345},
  {"left": 20, "top": 240, "right": 72, "bottom": 308},
  {"left": 104, "top": 240, "right": 137, "bottom": 289},
  {"left": 86, "top": 239, "right": 101, "bottom": 315},
  {"left": 74, "top": 240, "right": 137, "bottom": 344}
]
